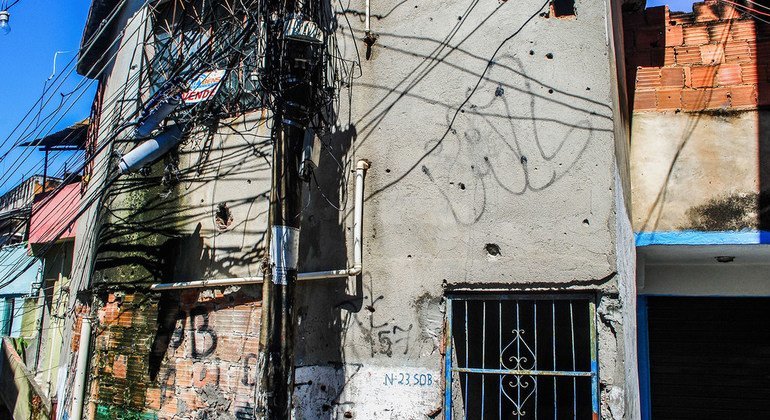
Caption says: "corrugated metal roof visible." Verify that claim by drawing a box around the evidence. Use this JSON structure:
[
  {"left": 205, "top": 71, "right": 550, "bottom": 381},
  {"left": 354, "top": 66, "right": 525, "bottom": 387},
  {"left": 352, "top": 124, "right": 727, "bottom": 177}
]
[{"left": 19, "top": 119, "right": 88, "bottom": 149}]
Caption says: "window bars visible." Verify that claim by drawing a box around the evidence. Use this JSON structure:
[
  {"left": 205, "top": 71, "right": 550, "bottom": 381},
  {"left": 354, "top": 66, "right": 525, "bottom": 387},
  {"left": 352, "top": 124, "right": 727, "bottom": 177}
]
[{"left": 445, "top": 295, "right": 599, "bottom": 419}]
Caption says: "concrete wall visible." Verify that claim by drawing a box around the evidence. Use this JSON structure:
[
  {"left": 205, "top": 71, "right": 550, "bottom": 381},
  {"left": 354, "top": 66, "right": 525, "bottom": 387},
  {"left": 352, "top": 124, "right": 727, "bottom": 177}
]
[
  {"left": 0, "top": 337, "right": 52, "bottom": 420},
  {"left": 632, "top": 110, "right": 762, "bottom": 231},
  {"left": 67, "top": 0, "right": 639, "bottom": 418}
]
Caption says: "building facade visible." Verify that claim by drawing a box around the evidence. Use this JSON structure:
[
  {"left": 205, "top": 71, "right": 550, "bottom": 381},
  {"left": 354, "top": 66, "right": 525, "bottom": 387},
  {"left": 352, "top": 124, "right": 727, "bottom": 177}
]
[
  {"left": 626, "top": 1, "right": 770, "bottom": 418},
  {"left": 10, "top": 0, "right": 646, "bottom": 418}
]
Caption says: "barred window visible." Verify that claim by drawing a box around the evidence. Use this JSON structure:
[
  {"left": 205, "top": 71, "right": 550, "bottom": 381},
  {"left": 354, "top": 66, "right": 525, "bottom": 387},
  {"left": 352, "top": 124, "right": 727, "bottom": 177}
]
[
  {"left": 445, "top": 294, "right": 598, "bottom": 419},
  {"left": 148, "top": 0, "right": 261, "bottom": 117}
]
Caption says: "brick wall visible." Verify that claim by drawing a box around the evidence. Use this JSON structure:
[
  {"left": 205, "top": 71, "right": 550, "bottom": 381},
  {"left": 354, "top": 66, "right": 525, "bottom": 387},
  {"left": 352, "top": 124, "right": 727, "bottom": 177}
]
[
  {"left": 89, "top": 288, "right": 261, "bottom": 419},
  {"left": 625, "top": 0, "right": 769, "bottom": 112}
]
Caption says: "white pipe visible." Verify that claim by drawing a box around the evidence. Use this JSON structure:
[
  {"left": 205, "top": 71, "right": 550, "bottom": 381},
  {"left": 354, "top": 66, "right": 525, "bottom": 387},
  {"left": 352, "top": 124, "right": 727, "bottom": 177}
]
[
  {"left": 365, "top": 0, "right": 371, "bottom": 33},
  {"left": 70, "top": 316, "right": 92, "bottom": 420},
  {"left": 150, "top": 160, "right": 370, "bottom": 291}
]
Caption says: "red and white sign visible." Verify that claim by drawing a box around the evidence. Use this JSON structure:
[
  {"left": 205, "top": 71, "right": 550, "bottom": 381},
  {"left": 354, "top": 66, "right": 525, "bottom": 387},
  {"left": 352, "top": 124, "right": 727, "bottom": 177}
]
[{"left": 182, "top": 69, "right": 226, "bottom": 104}]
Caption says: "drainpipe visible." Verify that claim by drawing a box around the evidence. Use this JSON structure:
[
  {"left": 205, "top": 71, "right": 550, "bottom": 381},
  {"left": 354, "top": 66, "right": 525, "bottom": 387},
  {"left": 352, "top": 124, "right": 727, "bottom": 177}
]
[
  {"left": 148, "top": 160, "right": 369, "bottom": 291},
  {"left": 70, "top": 316, "right": 92, "bottom": 420}
]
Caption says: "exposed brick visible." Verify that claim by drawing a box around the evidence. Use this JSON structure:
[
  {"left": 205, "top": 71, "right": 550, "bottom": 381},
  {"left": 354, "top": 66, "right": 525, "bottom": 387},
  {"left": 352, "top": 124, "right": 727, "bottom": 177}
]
[
  {"left": 688, "top": 66, "right": 718, "bottom": 88},
  {"left": 717, "top": 63, "right": 743, "bottom": 86},
  {"left": 664, "top": 47, "right": 677, "bottom": 66},
  {"left": 174, "top": 359, "right": 194, "bottom": 388},
  {"left": 708, "top": 22, "right": 732, "bottom": 44},
  {"left": 113, "top": 354, "right": 127, "bottom": 379},
  {"left": 720, "top": 4, "right": 741, "bottom": 20},
  {"left": 636, "top": 27, "right": 665, "bottom": 49},
  {"left": 730, "top": 85, "right": 757, "bottom": 107},
  {"left": 665, "top": 24, "right": 684, "bottom": 47},
  {"left": 157, "top": 395, "right": 178, "bottom": 419},
  {"left": 656, "top": 88, "right": 682, "bottom": 110},
  {"left": 634, "top": 89, "right": 657, "bottom": 110},
  {"left": 730, "top": 20, "right": 757, "bottom": 41},
  {"left": 683, "top": 25, "right": 710, "bottom": 46},
  {"left": 724, "top": 41, "right": 752, "bottom": 63},
  {"left": 116, "top": 309, "right": 133, "bottom": 328},
  {"left": 669, "top": 12, "right": 694, "bottom": 26},
  {"left": 192, "top": 362, "right": 221, "bottom": 388},
  {"left": 661, "top": 67, "right": 685, "bottom": 87},
  {"left": 741, "top": 62, "right": 759, "bottom": 84},
  {"left": 675, "top": 46, "right": 703, "bottom": 65},
  {"left": 748, "top": 39, "right": 757, "bottom": 59},
  {"left": 214, "top": 335, "right": 260, "bottom": 361},
  {"left": 700, "top": 44, "right": 724, "bottom": 65},
  {"left": 694, "top": 2, "right": 719, "bottom": 22},
  {"left": 681, "top": 87, "right": 730, "bottom": 110},
  {"left": 145, "top": 388, "right": 161, "bottom": 411}
]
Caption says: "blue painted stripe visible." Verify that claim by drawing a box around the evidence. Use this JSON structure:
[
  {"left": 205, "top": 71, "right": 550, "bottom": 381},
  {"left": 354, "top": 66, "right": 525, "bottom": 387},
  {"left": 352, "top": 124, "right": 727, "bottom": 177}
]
[{"left": 635, "top": 230, "right": 770, "bottom": 246}]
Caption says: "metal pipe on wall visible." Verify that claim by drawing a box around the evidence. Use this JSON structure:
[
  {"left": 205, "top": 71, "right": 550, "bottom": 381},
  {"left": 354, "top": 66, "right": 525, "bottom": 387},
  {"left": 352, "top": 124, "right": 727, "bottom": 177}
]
[
  {"left": 69, "top": 316, "right": 92, "bottom": 420},
  {"left": 149, "top": 160, "right": 369, "bottom": 291}
]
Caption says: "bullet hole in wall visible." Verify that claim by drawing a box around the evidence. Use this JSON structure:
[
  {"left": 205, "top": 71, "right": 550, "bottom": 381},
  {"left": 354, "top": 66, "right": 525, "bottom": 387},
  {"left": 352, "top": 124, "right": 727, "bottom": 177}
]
[
  {"left": 215, "top": 203, "right": 234, "bottom": 231},
  {"left": 485, "top": 243, "right": 501, "bottom": 256}
]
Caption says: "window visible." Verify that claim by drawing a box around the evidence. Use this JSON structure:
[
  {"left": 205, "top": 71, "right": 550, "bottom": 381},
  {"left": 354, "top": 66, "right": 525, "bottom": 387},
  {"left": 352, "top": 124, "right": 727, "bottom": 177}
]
[
  {"left": 551, "top": 0, "right": 576, "bottom": 18},
  {"left": 148, "top": 0, "right": 262, "bottom": 117},
  {"left": 445, "top": 294, "right": 598, "bottom": 419}
]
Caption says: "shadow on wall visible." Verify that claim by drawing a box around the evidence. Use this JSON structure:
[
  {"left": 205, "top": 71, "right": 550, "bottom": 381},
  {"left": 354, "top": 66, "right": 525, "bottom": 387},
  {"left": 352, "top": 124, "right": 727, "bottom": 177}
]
[
  {"left": 292, "top": 0, "right": 608, "bottom": 416},
  {"left": 357, "top": 1, "right": 608, "bottom": 225}
]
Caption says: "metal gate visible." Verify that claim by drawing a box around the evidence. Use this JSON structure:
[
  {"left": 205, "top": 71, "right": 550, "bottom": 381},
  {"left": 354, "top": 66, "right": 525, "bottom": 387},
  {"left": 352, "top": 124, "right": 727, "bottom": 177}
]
[{"left": 444, "top": 294, "right": 599, "bottom": 419}]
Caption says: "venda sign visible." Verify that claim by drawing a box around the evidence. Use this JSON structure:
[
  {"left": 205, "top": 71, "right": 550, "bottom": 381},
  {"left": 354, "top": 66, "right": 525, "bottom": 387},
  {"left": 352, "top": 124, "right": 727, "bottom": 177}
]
[{"left": 182, "top": 69, "right": 226, "bottom": 104}]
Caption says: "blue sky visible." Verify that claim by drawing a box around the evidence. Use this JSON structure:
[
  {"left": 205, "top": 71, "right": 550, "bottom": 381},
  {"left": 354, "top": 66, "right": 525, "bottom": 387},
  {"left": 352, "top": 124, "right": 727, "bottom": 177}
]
[
  {"left": 0, "top": 0, "right": 93, "bottom": 193},
  {"left": 647, "top": 0, "right": 697, "bottom": 12}
]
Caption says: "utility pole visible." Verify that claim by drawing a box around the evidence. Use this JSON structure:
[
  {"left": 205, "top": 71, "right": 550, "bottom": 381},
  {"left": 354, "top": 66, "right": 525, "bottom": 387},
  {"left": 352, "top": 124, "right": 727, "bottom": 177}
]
[{"left": 257, "top": 0, "right": 322, "bottom": 417}]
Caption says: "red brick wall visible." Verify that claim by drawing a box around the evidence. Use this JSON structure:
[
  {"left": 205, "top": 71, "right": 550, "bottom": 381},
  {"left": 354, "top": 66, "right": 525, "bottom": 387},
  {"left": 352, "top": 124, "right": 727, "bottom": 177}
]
[
  {"left": 625, "top": 1, "right": 767, "bottom": 112},
  {"left": 89, "top": 289, "right": 261, "bottom": 419}
]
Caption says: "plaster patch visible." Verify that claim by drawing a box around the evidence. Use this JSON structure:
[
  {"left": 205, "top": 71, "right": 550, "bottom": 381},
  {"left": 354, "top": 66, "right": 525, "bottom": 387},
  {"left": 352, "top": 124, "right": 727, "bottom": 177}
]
[{"left": 294, "top": 365, "right": 442, "bottom": 419}]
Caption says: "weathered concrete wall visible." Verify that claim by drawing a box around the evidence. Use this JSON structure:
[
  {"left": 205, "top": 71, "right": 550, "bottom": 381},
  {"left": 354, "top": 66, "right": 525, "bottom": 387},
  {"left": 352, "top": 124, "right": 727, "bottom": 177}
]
[
  {"left": 632, "top": 111, "right": 762, "bottom": 231},
  {"left": 294, "top": 0, "right": 637, "bottom": 417},
  {"left": 68, "top": 0, "right": 639, "bottom": 418},
  {"left": 0, "top": 337, "right": 51, "bottom": 420}
]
